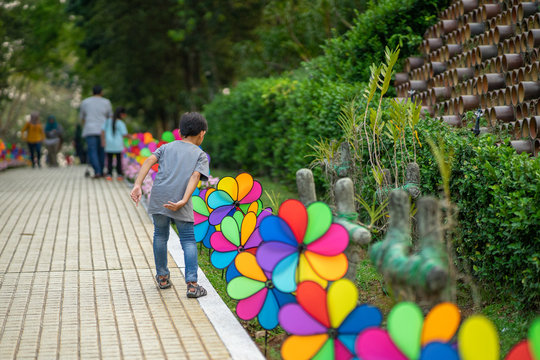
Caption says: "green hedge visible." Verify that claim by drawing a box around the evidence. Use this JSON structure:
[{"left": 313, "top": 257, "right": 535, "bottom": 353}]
[{"left": 204, "top": 76, "right": 362, "bottom": 183}]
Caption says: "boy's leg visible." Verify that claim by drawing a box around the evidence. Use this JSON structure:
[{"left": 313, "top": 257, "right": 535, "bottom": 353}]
[
  {"left": 173, "top": 220, "right": 198, "bottom": 283},
  {"left": 152, "top": 214, "right": 171, "bottom": 277}
]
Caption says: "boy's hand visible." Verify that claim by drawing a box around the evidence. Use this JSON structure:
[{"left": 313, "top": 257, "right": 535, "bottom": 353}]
[
  {"left": 163, "top": 199, "right": 187, "bottom": 211},
  {"left": 130, "top": 185, "right": 142, "bottom": 206}
]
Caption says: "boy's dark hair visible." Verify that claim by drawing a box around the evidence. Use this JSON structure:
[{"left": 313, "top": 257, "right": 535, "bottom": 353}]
[
  {"left": 179, "top": 112, "right": 207, "bottom": 137},
  {"left": 92, "top": 85, "right": 103, "bottom": 95}
]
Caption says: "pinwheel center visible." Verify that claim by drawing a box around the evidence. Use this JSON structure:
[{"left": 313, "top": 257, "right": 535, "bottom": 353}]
[
  {"left": 233, "top": 200, "right": 240, "bottom": 208},
  {"left": 237, "top": 245, "right": 245, "bottom": 252},
  {"left": 264, "top": 280, "right": 274, "bottom": 289},
  {"left": 297, "top": 243, "right": 306, "bottom": 253},
  {"left": 327, "top": 328, "right": 338, "bottom": 339}
]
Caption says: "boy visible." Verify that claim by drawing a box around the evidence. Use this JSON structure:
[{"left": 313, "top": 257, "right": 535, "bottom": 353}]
[{"left": 130, "top": 112, "right": 209, "bottom": 298}]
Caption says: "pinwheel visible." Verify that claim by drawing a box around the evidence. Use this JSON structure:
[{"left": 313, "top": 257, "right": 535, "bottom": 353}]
[
  {"left": 193, "top": 187, "right": 216, "bottom": 248},
  {"left": 207, "top": 173, "right": 262, "bottom": 225},
  {"left": 279, "top": 279, "right": 382, "bottom": 360},
  {"left": 256, "top": 199, "right": 349, "bottom": 293},
  {"left": 227, "top": 252, "right": 295, "bottom": 329},
  {"left": 210, "top": 209, "right": 272, "bottom": 272},
  {"left": 505, "top": 316, "right": 539, "bottom": 360}
]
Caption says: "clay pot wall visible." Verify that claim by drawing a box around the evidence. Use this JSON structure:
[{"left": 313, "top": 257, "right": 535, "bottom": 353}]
[{"left": 396, "top": 0, "right": 540, "bottom": 156}]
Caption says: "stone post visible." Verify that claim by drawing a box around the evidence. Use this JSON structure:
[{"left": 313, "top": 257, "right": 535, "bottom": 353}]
[{"left": 296, "top": 168, "right": 317, "bottom": 206}]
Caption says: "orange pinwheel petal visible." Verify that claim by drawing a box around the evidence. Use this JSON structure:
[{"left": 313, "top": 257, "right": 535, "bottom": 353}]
[
  {"left": 236, "top": 173, "right": 254, "bottom": 200},
  {"left": 241, "top": 212, "right": 257, "bottom": 246},
  {"left": 235, "top": 252, "right": 266, "bottom": 282},
  {"left": 281, "top": 334, "right": 329, "bottom": 360},
  {"left": 421, "top": 302, "right": 460, "bottom": 345},
  {"left": 305, "top": 252, "right": 348, "bottom": 281}
]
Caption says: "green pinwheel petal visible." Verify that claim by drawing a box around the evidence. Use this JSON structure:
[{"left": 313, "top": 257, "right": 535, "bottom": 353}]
[
  {"left": 304, "top": 202, "right": 333, "bottom": 244},
  {"left": 221, "top": 216, "right": 241, "bottom": 246},
  {"left": 193, "top": 196, "right": 209, "bottom": 216},
  {"left": 311, "top": 338, "right": 333, "bottom": 360},
  {"left": 227, "top": 276, "right": 265, "bottom": 300},
  {"left": 232, "top": 210, "right": 244, "bottom": 227}
]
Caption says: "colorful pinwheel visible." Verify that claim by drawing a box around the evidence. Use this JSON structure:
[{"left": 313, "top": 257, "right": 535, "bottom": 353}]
[
  {"left": 279, "top": 279, "right": 382, "bottom": 360},
  {"left": 256, "top": 199, "right": 349, "bottom": 293},
  {"left": 207, "top": 173, "right": 262, "bottom": 225},
  {"left": 193, "top": 187, "right": 216, "bottom": 248},
  {"left": 227, "top": 252, "right": 296, "bottom": 330}
]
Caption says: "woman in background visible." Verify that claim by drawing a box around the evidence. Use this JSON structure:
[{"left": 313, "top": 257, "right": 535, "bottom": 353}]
[
  {"left": 101, "top": 106, "right": 128, "bottom": 180},
  {"left": 21, "top": 112, "right": 45, "bottom": 168}
]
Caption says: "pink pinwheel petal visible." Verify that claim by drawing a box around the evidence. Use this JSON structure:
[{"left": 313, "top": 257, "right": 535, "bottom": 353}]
[
  {"left": 210, "top": 232, "right": 238, "bottom": 252},
  {"left": 306, "top": 223, "right": 349, "bottom": 256},
  {"left": 356, "top": 328, "right": 408, "bottom": 360},
  {"left": 279, "top": 303, "right": 327, "bottom": 335},
  {"left": 335, "top": 339, "right": 353, "bottom": 360},
  {"left": 240, "top": 181, "right": 262, "bottom": 204},
  {"left": 236, "top": 288, "right": 267, "bottom": 321},
  {"left": 194, "top": 212, "right": 208, "bottom": 225}
]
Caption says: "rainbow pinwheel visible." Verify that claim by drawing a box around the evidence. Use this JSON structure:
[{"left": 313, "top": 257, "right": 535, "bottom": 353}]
[
  {"left": 193, "top": 187, "right": 216, "bottom": 248},
  {"left": 505, "top": 316, "right": 539, "bottom": 360},
  {"left": 207, "top": 173, "right": 262, "bottom": 225},
  {"left": 256, "top": 199, "right": 349, "bottom": 293},
  {"left": 279, "top": 279, "right": 382, "bottom": 360},
  {"left": 227, "top": 252, "right": 296, "bottom": 330},
  {"left": 210, "top": 210, "right": 271, "bottom": 270}
]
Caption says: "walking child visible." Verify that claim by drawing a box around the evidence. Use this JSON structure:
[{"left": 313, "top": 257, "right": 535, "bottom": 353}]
[
  {"left": 101, "top": 106, "right": 128, "bottom": 180},
  {"left": 21, "top": 112, "right": 45, "bottom": 168},
  {"left": 130, "top": 112, "right": 209, "bottom": 297}
]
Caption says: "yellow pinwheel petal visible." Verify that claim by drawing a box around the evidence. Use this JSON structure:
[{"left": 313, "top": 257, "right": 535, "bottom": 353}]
[
  {"left": 305, "top": 252, "right": 348, "bottom": 281},
  {"left": 327, "top": 279, "right": 358, "bottom": 328},
  {"left": 282, "top": 334, "right": 329, "bottom": 360},
  {"left": 421, "top": 302, "right": 460, "bottom": 345},
  {"left": 297, "top": 254, "right": 327, "bottom": 289},
  {"left": 236, "top": 173, "right": 254, "bottom": 200},
  {"left": 241, "top": 212, "right": 257, "bottom": 246},
  {"left": 458, "top": 315, "right": 499, "bottom": 360},
  {"left": 218, "top": 177, "right": 238, "bottom": 200},
  {"left": 235, "top": 252, "right": 266, "bottom": 282}
]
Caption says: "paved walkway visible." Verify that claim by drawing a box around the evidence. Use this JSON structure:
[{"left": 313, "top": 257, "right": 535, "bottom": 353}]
[{"left": 0, "top": 166, "right": 264, "bottom": 359}]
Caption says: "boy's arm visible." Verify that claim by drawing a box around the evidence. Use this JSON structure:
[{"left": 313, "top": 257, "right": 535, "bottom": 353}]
[
  {"left": 163, "top": 171, "right": 201, "bottom": 211},
  {"left": 130, "top": 155, "right": 157, "bottom": 206}
]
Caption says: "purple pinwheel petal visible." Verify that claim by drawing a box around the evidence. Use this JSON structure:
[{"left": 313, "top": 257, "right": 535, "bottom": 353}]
[
  {"left": 236, "top": 288, "right": 267, "bottom": 321},
  {"left": 278, "top": 303, "right": 327, "bottom": 335},
  {"left": 209, "top": 205, "right": 235, "bottom": 225},
  {"left": 244, "top": 228, "right": 263, "bottom": 250},
  {"left": 256, "top": 208, "right": 273, "bottom": 227},
  {"left": 259, "top": 216, "right": 297, "bottom": 245},
  {"left": 240, "top": 181, "right": 262, "bottom": 204},
  {"left": 256, "top": 241, "right": 296, "bottom": 272},
  {"left": 199, "top": 188, "right": 208, "bottom": 199}
]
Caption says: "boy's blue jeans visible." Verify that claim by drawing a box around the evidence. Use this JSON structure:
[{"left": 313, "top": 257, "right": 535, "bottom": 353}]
[{"left": 152, "top": 214, "right": 198, "bottom": 283}]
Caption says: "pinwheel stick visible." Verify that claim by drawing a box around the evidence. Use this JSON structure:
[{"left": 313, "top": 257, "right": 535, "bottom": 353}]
[{"left": 369, "top": 189, "right": 448, "bottom": 298}]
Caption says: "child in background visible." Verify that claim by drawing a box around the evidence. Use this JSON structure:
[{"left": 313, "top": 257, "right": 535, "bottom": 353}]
[
  {"left": 21, "top": 112, "right": 45, "bottom": 168},
  {"left": 130, "top": 112, "right": 209, "bottom": 297},
  {"left": 101, "top": 106, "right": 128, "bottom": 180}
]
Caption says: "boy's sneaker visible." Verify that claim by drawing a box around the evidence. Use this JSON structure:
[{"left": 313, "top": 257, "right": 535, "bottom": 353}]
[
  {"left": 117, "top": 176, "right": 124, "bottom": 181},
  {"left": 105, "top": 176, "right": 112, "bottom": 181}
]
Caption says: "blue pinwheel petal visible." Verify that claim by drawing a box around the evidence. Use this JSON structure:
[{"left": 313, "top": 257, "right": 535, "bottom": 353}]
[
  {"left": 202, "top": 226, "right": 215, "bottom": 249},
  {"left": 272, "top": 288, "right": 296, "bottom": 307},
  {"left": 272, "top": 253, "right": 299, "bottom": 293},
  {"left": 207, "top": 190, "right": 233, "bottom": 209},
  {"left": 226, "top": 262, "right": 242, "bottom": 282},
  {"left": 258, "top": 289, "right": 280, "bottom": 330},
  {"left": 209, "top": 205, "right": 235, "bottom": 225},
  {"left": 259, "top": 216, "right": 297, "bottom": 246},
  {"left": 339, "top": 304, "right": 382, "bottom": 334},
  {"left": 337, "top": 334, "right": 357, "bottom": 355},
  {"left": 210, "top": 250, "right": 237, "bottom": 269},
  {"left": 420, "top": 342, "right": 459, "bottom": 360},
  {"left": 194, "top": 221, "right": 209, "bottom": 243}
]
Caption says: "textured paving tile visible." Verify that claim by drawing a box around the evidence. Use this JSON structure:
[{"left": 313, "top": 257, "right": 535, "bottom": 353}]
[{"left": 0, "top": 166, "right": 231, "bottom": 359}]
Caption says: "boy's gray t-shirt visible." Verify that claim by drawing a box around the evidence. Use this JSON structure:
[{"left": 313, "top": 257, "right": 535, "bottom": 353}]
[{"left": 148, "top": 141, "right": 209, "bottom": 222}]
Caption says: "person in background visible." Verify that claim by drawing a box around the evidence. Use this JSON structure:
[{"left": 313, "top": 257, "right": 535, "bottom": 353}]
[
  {"left": 43, "top": 115, "right": 63, "bottom": 167},
  {"left": 74, "top": 123, "right": 87, "bottom": 164},
  {"left": 21, "top": 112, "right": 45, "bottom": 168},
  {"left": 101, "top": 106, "right": 128, "bottom": 180},
  {"left": 79, "top": 85, "right": 112, "bottom": 178}
]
